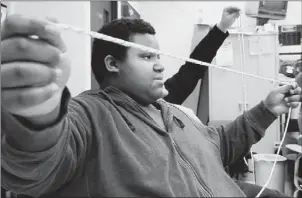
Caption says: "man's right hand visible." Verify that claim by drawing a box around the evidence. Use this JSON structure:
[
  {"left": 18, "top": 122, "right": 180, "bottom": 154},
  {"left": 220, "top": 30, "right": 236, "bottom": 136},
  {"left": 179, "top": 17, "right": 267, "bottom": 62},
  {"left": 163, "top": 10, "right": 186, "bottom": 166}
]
[
  {"left": 217, "top": 6, "right": 240, "bottom": 33},
  {"left": 1, "top": 15, "right": 71, "bottom": 118}
]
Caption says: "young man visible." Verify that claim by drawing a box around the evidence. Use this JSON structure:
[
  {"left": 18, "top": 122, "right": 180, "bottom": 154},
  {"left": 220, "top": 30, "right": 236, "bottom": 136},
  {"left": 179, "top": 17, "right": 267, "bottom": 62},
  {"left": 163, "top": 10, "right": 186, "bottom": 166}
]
[{"left": 1, "top": 14, "right": 301, "bottom": 197}]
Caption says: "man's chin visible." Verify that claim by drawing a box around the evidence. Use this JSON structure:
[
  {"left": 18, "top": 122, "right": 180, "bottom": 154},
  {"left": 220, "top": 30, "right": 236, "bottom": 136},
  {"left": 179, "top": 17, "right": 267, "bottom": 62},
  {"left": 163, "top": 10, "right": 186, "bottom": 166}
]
[
  {"left": 162, "top": 86, "right": 169, "bottom": 98},
  {"left": 154, "top": 87, "right": 169, "bottom": 101}
]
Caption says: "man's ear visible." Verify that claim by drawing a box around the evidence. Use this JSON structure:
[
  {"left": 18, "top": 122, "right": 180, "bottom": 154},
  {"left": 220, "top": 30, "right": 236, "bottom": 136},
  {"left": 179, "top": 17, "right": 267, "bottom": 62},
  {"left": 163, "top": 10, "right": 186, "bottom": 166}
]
[{"left": 104, "top": 55, "right": 119, "bottom": 73}]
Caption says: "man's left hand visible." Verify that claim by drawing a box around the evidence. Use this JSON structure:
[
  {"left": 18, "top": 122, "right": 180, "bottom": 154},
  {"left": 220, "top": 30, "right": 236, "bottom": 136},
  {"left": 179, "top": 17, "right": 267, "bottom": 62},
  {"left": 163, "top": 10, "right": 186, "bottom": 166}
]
[{"left": 264, "top": 82, "right": 301, "bottom": 117}]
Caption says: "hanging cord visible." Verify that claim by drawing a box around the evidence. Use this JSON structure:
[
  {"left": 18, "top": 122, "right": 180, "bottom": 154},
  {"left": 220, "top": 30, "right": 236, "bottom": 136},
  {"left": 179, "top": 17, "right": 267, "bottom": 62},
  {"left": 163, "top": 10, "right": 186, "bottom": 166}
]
[
  {"left": 237, "top": 14, "right": 253, "bottom": 169},
  {"left": 255, "top": 107, "right": 293, "bottom": 197},
  {"left": 235, "top": 14, "right": 293, "bottom": 196},
  {"left": 252, "top": 35, "right": 263, "bottom": 177},
  {"left": 238, "top": 14, "right": 248, "bottom": 113}
]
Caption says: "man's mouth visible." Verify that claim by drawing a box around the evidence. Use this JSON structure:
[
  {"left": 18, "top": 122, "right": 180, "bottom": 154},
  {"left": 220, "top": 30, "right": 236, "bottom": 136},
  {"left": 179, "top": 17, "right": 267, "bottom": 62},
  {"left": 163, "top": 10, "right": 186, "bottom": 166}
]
[{"left": 154, "top": 75, "right": 164, "bottom": 81}]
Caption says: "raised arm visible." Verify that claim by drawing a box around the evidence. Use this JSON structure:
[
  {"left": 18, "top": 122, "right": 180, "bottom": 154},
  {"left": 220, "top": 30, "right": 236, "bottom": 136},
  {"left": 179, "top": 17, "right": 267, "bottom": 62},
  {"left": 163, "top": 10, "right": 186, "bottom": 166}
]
[
  {"left": 163, "top": 25, "right": 228, "bottom": 104},
  {"left": 164, "top": 6, "right": 240, "bottom": 105},
  {"left": 216, "top": 84, "right": 301, "bottom": 166},
  {"left": 177, "top": 83, "right": 301, "bottom": 166},
  {"left": 1, "top": 89, "right": 95, "bottom": 196},
  {"left": 1, "top": 15, "right": 92, "bottom": 196},
  {"left": 214, "top": 102, "right": 276, "bottom": 166}
]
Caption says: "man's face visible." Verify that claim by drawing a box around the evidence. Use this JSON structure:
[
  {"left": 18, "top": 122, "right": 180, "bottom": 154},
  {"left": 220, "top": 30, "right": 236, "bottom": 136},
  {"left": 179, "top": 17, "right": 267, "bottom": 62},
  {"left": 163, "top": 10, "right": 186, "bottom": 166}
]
[{"left": 116, "top": 33, "right": 165, "bottom": 105}]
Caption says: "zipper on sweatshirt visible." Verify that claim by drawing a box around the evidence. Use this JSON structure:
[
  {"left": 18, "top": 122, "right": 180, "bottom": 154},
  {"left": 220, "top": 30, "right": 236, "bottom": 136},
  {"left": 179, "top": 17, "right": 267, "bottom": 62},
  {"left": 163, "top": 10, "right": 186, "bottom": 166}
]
[
  {"left": 143, "top": 107, "right": 214, "bottom": 197},
  {"left": 169, "top": 135, "right": 214, "bottom": 197}
]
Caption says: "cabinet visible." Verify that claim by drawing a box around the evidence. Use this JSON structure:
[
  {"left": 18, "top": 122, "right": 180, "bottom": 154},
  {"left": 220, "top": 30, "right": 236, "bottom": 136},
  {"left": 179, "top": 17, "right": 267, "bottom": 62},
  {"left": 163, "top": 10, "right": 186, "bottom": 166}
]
[{"left": 187, "top": 24, "right": 280, "bottom": 153}]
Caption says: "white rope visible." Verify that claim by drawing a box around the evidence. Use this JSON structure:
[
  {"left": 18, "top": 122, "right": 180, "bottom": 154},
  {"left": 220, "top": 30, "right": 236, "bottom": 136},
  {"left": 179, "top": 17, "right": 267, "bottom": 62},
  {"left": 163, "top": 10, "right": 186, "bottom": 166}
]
[
  {"left": 47, "top": 22, "right": 292, "bottom": 86},
  {"left": 237, "top": 15, "right": 256, "bottom": 184},
  {"left": 238, "top": 15, "right": 248, "bottom": 112},
  {"left": 249, "top": 18, "right": 292, "bottom": 196},
  {"left": 255, "top": 107, "right": 292, "bottom": 198},
  {"left": 237, "top": 15, "right": 251, "bottom": 168},
  {"left": 234, "top": 15, "right": 292, "bottom": 197}
]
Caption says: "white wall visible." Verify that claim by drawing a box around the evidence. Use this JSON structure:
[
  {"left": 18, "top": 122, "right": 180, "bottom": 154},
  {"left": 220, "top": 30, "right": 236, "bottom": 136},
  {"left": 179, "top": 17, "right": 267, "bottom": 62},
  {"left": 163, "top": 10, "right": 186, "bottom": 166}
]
[
  {"left": 128, "top": 1, "right": 140, "bottom": 13},
  {"left": 139, "top": 1, "right": 198, "bottom": 81},
  {"left": 137, "top": 1, "right": 301, "bottom": 79},
  {"left": 173, "top": 1, "right": 301, "bottom": 29},
  {"left": 4, "top": 1, "right": 91, "bottom": 97}
]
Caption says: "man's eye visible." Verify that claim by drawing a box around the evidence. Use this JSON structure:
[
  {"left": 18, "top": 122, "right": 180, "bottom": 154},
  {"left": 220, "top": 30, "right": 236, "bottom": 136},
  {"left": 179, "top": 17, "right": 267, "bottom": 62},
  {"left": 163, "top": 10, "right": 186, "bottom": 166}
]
[
  {"left": 143, "top": 55, "right": 152, "bottom": 60},
  {"left": 142, "top": 54, "right": 160, "bottom": 60}
]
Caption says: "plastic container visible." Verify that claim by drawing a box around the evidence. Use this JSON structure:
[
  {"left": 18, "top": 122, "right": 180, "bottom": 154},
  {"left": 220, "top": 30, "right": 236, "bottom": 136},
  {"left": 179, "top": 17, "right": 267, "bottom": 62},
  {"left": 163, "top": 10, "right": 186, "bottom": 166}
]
[{"left": 253, "top": 154, "right": 287, "bottom": 193}]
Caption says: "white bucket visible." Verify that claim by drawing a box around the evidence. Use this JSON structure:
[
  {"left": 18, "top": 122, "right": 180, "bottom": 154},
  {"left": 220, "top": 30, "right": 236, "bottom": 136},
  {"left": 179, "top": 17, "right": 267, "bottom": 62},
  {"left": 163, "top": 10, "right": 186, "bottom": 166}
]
[{"left": 253, "top": 154, "right": 287, "bottom": 193}]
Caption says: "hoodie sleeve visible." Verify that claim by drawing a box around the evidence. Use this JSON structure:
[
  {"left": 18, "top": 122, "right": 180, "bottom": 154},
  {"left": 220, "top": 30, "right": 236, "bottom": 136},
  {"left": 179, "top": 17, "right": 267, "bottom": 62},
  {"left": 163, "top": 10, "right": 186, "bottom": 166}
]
[
  {"left": 164, "top": 25, "right": 229, "bottom": 105},
  {"left": 175, "top": 101, "right": 277, "bottom": 167},
  {"left": 1, "top": 88, "right": 96, "bottom": 197},
  {"left": 211, "top": 101, "right": 277, "bottom": 167}
]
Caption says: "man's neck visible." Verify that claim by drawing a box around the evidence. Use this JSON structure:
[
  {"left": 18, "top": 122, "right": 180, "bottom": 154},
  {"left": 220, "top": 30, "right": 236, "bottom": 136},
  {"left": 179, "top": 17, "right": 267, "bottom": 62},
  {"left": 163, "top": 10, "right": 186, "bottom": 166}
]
[
  {"left": 100, "top": 83, "right": 166, "bottom": 130},
  {"left": 140, "top": 104, "right": 159, "bottom": 114},
  {"left": 141, "top": 104, "right": 166, "bottom": 131}
]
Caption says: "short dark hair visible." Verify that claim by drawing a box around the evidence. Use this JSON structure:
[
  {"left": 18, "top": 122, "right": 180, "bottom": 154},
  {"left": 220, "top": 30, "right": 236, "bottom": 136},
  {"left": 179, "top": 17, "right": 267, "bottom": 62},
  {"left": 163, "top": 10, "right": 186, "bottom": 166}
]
[{"left": 91, "top": 18, "right": 156, "bottom": 86}]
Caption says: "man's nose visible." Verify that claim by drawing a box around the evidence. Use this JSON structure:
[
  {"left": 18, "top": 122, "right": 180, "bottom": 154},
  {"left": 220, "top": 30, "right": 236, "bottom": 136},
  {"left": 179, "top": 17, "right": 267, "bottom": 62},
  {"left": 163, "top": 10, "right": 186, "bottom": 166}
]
[{"left": 153, "top": 62, "right": 165, "bottom": 73}]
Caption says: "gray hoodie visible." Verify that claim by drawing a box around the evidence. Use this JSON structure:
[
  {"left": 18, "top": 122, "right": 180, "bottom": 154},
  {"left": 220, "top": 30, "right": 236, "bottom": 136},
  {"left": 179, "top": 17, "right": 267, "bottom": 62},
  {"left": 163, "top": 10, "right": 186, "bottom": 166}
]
[{"left": 1, "top": 87, "right": 277, "bottom": 197}]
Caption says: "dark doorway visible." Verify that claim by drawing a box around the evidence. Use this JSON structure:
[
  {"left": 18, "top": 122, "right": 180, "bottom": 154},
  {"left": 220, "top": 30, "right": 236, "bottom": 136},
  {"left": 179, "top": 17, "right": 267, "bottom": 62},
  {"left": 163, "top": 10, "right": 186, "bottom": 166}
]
[{"left": 90, "top": 1, "right": 118, "bottom": 90}]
